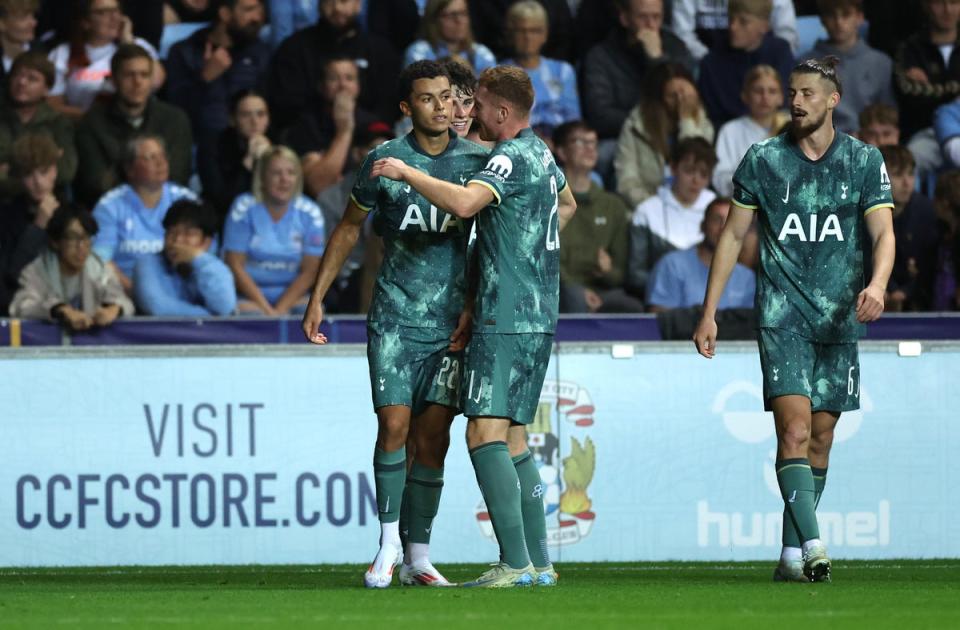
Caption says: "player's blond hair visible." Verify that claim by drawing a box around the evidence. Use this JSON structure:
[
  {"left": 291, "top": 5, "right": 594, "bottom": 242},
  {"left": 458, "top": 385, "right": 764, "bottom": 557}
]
[
  {"left": 253, "top": 146, "right": 304, "bottom": 203},
  {"left": 478, "top": 65, "right": 535, "bottom": 116}
]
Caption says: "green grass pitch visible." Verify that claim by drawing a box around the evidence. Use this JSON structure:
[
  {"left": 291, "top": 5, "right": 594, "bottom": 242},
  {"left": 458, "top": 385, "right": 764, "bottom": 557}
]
[{"left": 1, "top": 561, "right": 958, "bottom": 629}]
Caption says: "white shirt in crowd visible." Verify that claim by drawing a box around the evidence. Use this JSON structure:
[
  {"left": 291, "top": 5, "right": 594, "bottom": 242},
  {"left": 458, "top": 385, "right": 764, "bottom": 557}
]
[
  {"left": 632, "top": 184, "right": 717, "bottom": 250},
  {"left": 712, "top": 116, "right": 774, "bottom": 197},
  {"left": 48, "top": 37, "right": 159, "bottom": 112}
]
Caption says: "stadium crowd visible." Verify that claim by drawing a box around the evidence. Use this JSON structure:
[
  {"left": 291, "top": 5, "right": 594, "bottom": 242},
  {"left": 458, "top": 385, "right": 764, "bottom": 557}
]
[{"left": 0, "top": 0, "right": 957, "bottom": 330}]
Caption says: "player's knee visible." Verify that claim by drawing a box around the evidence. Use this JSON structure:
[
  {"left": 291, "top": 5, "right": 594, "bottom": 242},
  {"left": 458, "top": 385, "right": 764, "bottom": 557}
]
[
  {"left": 377, "top": 416, "right": 409, "bottom": 450},
  {"left": 809, "top": 428, "right": 834, "bottom": 458},
  {"left": 415, "top": 429, "right": 450, "bottom": 466},
  {"left": 778, "top": 418, "right": 811, "bottom": 452}
]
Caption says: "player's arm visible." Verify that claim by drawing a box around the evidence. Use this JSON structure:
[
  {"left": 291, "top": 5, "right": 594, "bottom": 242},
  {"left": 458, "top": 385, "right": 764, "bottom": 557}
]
[
  {"left": 301, "top": 200, "right": 368, "bottom": 344},
  {"left": 857, "top": 207, "right": 896, "bottom": 323},
  {"left": 692, "top": 204, "right": 755, "bottom": 358},
  {"left": 370, "top": 157, "right": 494, "bottom": 218},
  {"left": 557, "top": 183, "right": 577, "bottom": 231}
]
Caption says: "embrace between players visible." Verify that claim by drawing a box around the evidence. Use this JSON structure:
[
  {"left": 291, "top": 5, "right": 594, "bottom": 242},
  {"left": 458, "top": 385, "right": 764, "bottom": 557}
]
[{"left": 302, "top": 54, "right": 894, "bottom": 588}]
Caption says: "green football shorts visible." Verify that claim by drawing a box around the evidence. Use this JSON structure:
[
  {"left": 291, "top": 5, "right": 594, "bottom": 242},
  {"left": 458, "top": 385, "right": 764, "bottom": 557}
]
[
  {"left": 462, "top": 332, "right": 554, "bottom": 424},
  {"left": 757, "top": 327, "right": 860, "bottom": 413},
  {"left": 366, "top": 322, "right": 463, "bottom": 415}
]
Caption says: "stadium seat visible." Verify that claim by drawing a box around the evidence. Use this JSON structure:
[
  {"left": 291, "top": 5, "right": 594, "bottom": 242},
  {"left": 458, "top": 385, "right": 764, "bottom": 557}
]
[{"left": 159, "top": 22, "right": 210, "bottom": 58}]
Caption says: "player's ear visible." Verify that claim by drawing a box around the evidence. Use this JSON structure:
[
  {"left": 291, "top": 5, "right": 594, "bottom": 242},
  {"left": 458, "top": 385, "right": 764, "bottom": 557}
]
[{"left": 398, "top": 99, "right": 412, "bottom": 118}]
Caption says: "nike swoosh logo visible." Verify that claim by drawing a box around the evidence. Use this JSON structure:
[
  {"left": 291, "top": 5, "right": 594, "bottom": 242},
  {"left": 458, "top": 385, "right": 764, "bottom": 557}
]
[
  {"left": 782, "top": 181, "right": 790, "bottom": 203},
  {"left": 787, "top": 490, "right": 797, "bottom": 503},
  {"left": 379, "top": 496, "right": 390, "bottom": 513}
]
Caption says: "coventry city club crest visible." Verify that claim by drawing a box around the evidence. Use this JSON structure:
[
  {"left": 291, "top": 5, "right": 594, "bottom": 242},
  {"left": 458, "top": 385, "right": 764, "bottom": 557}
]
[{"left": 475, "top": 380, "right": 597, "bottom": 546}]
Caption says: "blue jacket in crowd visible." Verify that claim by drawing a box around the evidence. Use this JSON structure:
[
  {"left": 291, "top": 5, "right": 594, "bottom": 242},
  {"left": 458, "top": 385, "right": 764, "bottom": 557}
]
[{"left": 134, "top": 252, "right": 237, "bottom": 316}]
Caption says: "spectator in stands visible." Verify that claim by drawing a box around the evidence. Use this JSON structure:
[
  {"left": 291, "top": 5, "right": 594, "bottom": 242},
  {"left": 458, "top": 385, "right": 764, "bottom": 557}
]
[
  {"left": 501, "top": 1, "right": 580, "bottom": 140},
  {"left": 206, "top": 88, "right": 271, "bottom": 218},
  {"left": 0, "top": 0, "right": 39, "bottom": 87},
  {"left": 895, "top": 0, "right": 960, "bottom": 172},
  {"left": 937, "top": 96, "right": 960, "bottom": 168},
  {"left": 582, "top": 0, "right": 694, "bottom": 176},
  {"left": 164, "top": 0, "right": 216, "bottom": 23},
  {"left": 554, "top": 120, "right": 642, "bottom": 313},
  {"left": 9, "top": 203, "right": 134, "bottom": 328},
  {"left": 267, "top": 0, "right": 317, "bottom": 50},
  {"left": 647, "top": 197, "right": 755, "bottom": 311},
  {"left": 0, "top": 133, "right": 61, "bottom": 314},
  {"left": 283, "top": 56, "right": 376, "bottom": 196},
  {"left": 697, "top": 0, "right": 794, "bottom": 128},
  {"left": 469, "top": 0, "right": 573, "bottom": 61},
  {"left": 134, "top": 198, "right": 236, "bottom": 315},
  {"left": 265, "top": 0, "right": 400, "bottom": 130},
  {"left": 672, "top": 0, "right": 798, "bottom": 61},
  {"left": 713, "top": 65, "right": 789, "bottom": 197},
  {"left": 615, "top": 62, "right": 713, "bottom": 208},
  {"left": 876, "top": 144, "right": 938, "bottom": 312},
  {"left": 933, "top": 169, "right": 960, "bottom": 310},
  {"left": 858, "top": 103, "right": 900, "bottom": 147},
  {"left": 165, "top": 0, "right": 269, "bottom": 206},
  {"left": 626, "top": 136, "right": 717, "bottom": 298},
  {"left": 799, "top": 0, "right": 894, "bottom": 135},
  {"left": 0, "top": 51, "right": 77, "bottom": 200},
  {"left": 316, "top": 120, "right": 392, "bottom": 313},
  {"left": 573, "top": 0, "right": 618, "bottom": 61},
  {"left": 92, "top": 134, "right": 197, "bottom": 293},
  {"left": 223, "top": 145, "right": 325, "bottom": 315},
  {"left": 403, "top": 0, "right": 494, "bottom": 73},
  {"left": 75, "top": 43, "right": 192, "bottom": 206},
  {"left": 47, "top": 0, "right": 164, "bottom": 120}
]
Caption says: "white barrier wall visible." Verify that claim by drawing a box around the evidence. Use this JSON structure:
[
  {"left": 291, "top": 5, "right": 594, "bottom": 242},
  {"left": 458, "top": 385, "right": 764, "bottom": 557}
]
[{"left": 0, "top": 342, "right": 957, "bottom": 566}]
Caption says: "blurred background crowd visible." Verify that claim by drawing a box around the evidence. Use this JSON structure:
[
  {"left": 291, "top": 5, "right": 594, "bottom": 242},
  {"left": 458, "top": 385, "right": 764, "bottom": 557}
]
[{"left": 0, "top": 0, "right": 957, "bottom": 333}]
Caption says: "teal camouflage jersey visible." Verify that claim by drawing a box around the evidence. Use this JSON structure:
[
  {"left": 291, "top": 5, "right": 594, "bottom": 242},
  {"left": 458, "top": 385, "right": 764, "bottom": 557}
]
[
  {"left": 469, "top": 128, "right": 568, "bottom": 333},
  {"left": 352, "top": 131, "right": 489, "bottom": 328},
  {"left": 732, "top": 132, "right": 894, "bottom": 342}
]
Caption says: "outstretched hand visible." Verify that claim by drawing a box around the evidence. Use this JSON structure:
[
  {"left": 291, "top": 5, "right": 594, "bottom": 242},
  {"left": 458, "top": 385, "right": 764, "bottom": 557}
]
[{"left": 370, "top": 157, "right": 408, "bottom": 182}]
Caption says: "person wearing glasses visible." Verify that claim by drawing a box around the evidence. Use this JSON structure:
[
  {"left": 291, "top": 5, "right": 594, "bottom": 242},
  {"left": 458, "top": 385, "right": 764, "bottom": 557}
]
[
  {"left": 403, "top": 0, "right": 494, "bottom": 73},
  {"left": 9, "top": 202, "right": 134, "bottom": 328}
]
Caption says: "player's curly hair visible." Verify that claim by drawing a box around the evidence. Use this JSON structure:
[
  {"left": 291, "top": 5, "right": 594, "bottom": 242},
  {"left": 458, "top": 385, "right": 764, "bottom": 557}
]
[
  {"left": 792, "top": 56, "right": 843, "bottom": 96},
  {"left": 441, "top": 57, "right": 477, "bottom": 96},
  {"left": 398, "top": 59, "right": 450, "bottom": 103}
]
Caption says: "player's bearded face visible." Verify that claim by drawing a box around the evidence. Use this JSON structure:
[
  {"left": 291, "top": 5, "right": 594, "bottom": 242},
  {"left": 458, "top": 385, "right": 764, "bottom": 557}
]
[{"left": 788, "top": 74, "right": 835, "bottom": 137}]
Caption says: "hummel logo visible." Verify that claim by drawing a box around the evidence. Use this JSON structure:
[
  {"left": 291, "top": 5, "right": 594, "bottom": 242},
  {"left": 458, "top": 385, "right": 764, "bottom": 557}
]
[
  {"left": 782, "top": 181, "right": 790, "bottom": 204},
  {"left": 379, "top": 377, "right": 386, "bottom": 391},
  {"left": 841, "top": 183, "right": 848, "bottom": 200},
  {"left": 787, "top": 490, "right": 797, "bottom": 503}
]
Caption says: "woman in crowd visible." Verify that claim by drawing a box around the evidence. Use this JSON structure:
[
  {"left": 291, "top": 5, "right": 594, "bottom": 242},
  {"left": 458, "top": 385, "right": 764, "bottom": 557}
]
[
  {"left": 223, "top": 145, "right": 325, "bottom": 315},
  {"left": 615, "top": 62, "right": 714, "bottom": 209},
  {"left": 403, "top": 0, "right": 494, "bottom": 72},
  {"left": 9, "top": 203, "right": 133, "bottom": 329},
  {"left": 206, "top": 89, "right": 272, "bottom": 219},
  {"left": 712, "top": 65, "right": 789, "bottom": 197},
  {"left": 91, "top": 134, "right": 197, "bottom": 293},
  {"left": 501, "top": 0, "right": 580, "bottom": 141},
  {"left": 0, "top": 133, "right": 63, "bottom": 314},
  {"left": 47, "top": 0, "right": 163, "bottom": 119}
]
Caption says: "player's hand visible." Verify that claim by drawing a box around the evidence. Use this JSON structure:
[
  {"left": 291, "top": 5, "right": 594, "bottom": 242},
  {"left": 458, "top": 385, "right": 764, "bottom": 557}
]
[
  {"left": 449, "top": 309, "right": 473, "bottom": 351},
  {"left": 693, "top": 316, "right": 718, "bottom": 358},
  {"left": 370, "top": 157, "right": 408, "bottom": 182},
  {"left": 301, "top": 295, "right": 328, "bottom": 344},
  {"left": 856, "top": 284, "right": 885, "bottom": 322}
]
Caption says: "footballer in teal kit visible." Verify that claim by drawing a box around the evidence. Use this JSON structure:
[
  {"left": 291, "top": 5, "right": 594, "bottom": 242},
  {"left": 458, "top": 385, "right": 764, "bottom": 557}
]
[
  {"left": 302, "top": 61, "right": 486, "bottom": 589},
  {"left": 694, "top": 57, "right": 895, "bottom": 583},
  {"left": 371, "top": 65, "right": 577, "bottom": 588}
]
